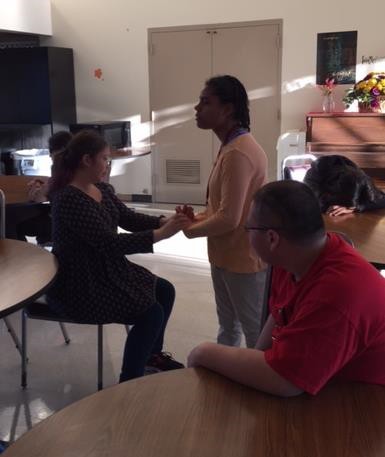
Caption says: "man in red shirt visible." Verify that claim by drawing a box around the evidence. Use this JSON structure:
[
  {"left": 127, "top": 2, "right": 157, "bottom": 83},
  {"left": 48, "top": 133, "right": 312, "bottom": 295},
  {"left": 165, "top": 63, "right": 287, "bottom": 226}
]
[{"left": 188, "top": 180, "right": 385, "bottom": 396}]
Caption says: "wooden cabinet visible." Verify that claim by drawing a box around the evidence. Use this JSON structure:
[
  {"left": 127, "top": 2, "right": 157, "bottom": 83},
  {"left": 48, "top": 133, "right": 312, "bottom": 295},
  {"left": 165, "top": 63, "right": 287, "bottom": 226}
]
[
  {"left": 0, "top": 46, "right": 76, "bottom": 152},
  {"left": 0, "top": 47, "right": 76, "bottom": 128},
  {"left": 306, "top": 112, "right": 385, "bottom": 186}
]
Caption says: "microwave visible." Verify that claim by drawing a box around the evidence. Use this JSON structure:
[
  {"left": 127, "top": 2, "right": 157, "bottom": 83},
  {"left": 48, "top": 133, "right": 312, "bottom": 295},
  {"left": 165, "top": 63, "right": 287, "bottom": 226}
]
[{"left": 69, "top": 121, "right": 131, "bottom": 149}]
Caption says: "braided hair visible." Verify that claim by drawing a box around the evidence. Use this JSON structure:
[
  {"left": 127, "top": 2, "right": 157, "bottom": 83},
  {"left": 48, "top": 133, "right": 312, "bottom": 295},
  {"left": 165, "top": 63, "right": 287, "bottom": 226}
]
[{"left": 205, "top": 75, "right": 250, "bottom": 131}]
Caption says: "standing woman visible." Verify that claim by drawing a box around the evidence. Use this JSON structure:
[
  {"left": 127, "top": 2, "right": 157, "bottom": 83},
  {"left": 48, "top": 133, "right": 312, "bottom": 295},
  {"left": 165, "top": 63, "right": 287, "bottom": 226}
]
[
  {"left": 47, "top": 130, "right": 190, "bottom": 382},
  {"left": 184, "top": 75, "right": 268, "bottom": 348}
]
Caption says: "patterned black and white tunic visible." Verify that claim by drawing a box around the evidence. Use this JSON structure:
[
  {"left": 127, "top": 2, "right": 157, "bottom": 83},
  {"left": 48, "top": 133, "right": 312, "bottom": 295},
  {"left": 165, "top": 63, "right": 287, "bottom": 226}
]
[{"left": 47, "top": 183, "right": 161, "bottom": 324}]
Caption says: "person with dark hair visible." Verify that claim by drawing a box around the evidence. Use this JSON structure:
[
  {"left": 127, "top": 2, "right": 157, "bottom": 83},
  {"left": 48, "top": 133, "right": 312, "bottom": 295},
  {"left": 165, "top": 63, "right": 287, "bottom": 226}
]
[
  {"left": 304, "top": 154, "right": 385, "bottom": 216},
  {"left": 183, "top": 75, "right": 268, "bottom": 348},
  {"left": 47, "top": 130, "right": 191, "bottom": 382},
  {"left": 5, "top": 131, "right": 74, "bottom": 244},
  {"left": 188, "top": 180, "right": 385, "bottom": 396},
  {"left": 48, "top": 130, "right": 73, "bottom": 155},
  {"left": 27, "top": 130, "right": 74, "bottom": 203}
]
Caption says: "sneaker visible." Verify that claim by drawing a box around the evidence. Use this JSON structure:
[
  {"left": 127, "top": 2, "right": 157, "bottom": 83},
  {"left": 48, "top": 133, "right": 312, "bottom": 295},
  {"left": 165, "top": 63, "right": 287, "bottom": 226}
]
[
  {"left": 144, "top": 365, "right": 161, "bottom": 376},
  {"left": 147, "top": 352, "right": 185, "bottom": 371}
]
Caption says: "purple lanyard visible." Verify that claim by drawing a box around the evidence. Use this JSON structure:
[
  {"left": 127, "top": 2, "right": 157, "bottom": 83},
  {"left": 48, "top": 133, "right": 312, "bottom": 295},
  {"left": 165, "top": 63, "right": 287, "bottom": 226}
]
[{"left": 223, "top": 127, "right": 249, "bottom": 146}]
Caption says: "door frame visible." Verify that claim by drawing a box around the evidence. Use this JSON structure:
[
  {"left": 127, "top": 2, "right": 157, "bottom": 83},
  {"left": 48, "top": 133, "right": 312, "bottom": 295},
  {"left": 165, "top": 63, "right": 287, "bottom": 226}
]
[
  {"left": 148, "top": 19, "right": 283, "bottom": 202},
  {"left": 148, "top": 18, "right": 283, "bottom": 35}
]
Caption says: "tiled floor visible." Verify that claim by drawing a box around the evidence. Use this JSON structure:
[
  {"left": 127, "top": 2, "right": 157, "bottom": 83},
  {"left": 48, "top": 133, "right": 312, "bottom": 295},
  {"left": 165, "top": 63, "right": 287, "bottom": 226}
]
[{"left": 0, "top": 208, "right": 218, "bottom": 443}]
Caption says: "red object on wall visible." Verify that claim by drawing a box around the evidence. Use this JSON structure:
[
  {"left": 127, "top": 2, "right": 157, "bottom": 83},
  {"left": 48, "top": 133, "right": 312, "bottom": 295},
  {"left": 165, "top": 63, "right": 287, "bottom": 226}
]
[{"left": 94, "top": 68, "right": 103, "bottom": 79}]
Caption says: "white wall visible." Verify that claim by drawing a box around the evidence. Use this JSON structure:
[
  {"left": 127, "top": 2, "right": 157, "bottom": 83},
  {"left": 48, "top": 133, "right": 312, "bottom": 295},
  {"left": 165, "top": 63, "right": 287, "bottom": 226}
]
[
  {"left": 110, "top": 154, "right": 152, "bottom": 197},
  {"left": 41, "top": 0, "right": 385, "bottom": 193},
  {"left": 0, "top": 0, "right": 52, "bottom": 35}
]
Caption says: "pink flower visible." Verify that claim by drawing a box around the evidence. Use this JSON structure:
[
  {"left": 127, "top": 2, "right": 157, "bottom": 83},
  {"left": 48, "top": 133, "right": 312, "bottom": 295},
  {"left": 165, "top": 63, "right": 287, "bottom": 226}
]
[
  {"left": 371, "top": 98, "right": 380, "bottom": 108},
  {"left": 325, "top": 78, "right": 335, "bottom": 90},
  {"left": 318, "top": 77, "right": 336, "bottom": 95},
  {"left": 372, "top": 87, "right": 381, "bottom": 96}
]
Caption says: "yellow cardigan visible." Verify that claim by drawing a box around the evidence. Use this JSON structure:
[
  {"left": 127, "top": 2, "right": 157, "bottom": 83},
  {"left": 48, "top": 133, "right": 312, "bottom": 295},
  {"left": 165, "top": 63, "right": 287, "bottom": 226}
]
[{"left": 185, "top": 133, "right": 267, "bottom": 273}]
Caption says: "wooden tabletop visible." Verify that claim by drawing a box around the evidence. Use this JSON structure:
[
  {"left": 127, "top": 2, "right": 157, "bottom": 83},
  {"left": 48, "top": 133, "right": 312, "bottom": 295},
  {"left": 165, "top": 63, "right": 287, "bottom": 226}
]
[
  {"left": 0, "top": 175, "right": 47, "bottom": 204},
  {"left": 0, "top": 239, "right": 57, "bottom": 318},
  {"left": 4, "top": 368, "right": 385, "bottom": 457},
  {"left": 324, "top": 209, "right": 385, "bottom": 267},
  {"left": 111, "top": 147, "right": 151, "bottom": 159}
]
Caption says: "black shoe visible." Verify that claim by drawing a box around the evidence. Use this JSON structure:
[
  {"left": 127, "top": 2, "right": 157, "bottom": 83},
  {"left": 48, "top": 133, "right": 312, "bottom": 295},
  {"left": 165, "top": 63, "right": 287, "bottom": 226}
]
[
  {"left": 147, "top": 352, "right": 184, "bottom": 371},
  {"left": 0, "top": 441, "right": 9, "bottom": 454}
]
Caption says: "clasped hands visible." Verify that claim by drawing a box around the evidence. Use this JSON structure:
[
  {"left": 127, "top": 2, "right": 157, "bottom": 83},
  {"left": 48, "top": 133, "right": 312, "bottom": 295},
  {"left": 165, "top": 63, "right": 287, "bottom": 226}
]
[
  {"left": 175, "top": 204, "right": 195, "bottom": 221},
  {"left": 154, "top": 204, "right": 196, "bottom": 241}
]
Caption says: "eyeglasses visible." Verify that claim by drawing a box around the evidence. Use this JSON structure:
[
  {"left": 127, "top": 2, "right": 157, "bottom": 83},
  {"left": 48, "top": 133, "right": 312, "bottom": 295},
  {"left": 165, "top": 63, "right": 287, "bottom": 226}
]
[{"left": 244, "top": 226, "right": 283, "bottom": 232}]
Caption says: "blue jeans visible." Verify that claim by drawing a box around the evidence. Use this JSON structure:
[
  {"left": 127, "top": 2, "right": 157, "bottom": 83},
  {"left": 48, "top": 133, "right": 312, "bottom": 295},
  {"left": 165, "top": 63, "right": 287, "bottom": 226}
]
[{"left": 119, "top": 277, "right": 175, "bottom": 382}]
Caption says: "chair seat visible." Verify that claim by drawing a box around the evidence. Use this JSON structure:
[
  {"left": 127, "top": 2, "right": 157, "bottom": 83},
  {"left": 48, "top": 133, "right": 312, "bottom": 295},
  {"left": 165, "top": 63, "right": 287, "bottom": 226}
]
[
  {"left": 22, "top": 301, "right": 105, "bottom": 390},
  {"left": 22, "top": 299, "right": 129, "bottom": 390},
  {"left": 25, "top": 302, "right": 78, "bottom": 324}
]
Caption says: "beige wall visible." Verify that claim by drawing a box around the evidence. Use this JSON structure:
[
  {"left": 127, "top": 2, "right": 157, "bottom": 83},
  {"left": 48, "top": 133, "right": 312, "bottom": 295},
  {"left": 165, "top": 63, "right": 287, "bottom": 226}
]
[{"left": 42, "top": 0, "right": 385, "bottom": 193}]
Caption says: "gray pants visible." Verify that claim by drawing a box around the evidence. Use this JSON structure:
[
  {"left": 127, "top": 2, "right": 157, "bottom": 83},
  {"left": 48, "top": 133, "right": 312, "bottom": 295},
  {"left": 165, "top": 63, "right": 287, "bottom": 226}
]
[{"left": 211, "top": 265, "right": 266, "bottom": 348}]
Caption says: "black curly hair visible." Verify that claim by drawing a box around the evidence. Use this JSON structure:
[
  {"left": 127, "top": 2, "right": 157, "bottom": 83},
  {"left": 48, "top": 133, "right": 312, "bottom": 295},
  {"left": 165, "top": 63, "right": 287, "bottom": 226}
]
[
  {"left": 304, "top": 155, "right": 385, "bottom": 212},
  {"left": 205, "top": 75, "right": 250, "bottom": 131}
]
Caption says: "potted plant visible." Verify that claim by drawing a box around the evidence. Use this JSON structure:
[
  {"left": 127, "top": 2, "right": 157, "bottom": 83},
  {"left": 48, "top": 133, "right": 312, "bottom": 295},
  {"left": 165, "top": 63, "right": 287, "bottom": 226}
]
[{"left": 343, "top": 72, "right": 385, "bottom": 112}]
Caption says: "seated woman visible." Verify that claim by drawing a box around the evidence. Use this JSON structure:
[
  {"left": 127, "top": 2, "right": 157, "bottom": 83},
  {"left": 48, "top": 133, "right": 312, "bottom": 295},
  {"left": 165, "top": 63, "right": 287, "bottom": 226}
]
[
  {"left": 46, "top": 130, "right": 191, "bottom": 382},
  {"left": 304, "top": 154, "right": 385, "bottom": 216}
]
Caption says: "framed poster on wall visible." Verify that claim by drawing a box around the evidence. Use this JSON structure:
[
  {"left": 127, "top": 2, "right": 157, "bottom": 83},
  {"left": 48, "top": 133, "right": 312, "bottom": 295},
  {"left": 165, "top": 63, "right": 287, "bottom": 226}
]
[{"left": 316, "top": 31, "right": 357, "bottom": 84}]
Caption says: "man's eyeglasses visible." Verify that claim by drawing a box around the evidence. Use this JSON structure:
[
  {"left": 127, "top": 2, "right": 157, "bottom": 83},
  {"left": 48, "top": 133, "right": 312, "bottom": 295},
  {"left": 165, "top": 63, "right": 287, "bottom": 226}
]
[{"left": 244, "top": 226, "right": 283, "bottom": 232}]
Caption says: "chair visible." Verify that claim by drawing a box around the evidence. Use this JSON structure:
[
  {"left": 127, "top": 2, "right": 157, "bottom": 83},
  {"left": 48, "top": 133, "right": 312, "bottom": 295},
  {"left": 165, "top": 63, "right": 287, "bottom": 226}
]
[
  {"left": 281, "top": 154, "right": 317, "bottom": 182},
  {"left": 21, "top": 297, "right": 130, "bottom": 391}
]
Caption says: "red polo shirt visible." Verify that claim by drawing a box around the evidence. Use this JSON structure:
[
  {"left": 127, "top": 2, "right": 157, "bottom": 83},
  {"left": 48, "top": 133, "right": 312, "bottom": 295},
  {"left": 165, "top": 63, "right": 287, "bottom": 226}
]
[{"left": 265, "top": 233, "right": 385, "bottom": 395}]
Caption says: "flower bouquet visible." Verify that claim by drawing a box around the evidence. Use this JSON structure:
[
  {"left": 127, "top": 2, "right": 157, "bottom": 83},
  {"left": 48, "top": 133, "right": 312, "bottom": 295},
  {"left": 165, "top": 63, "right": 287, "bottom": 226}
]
[
  {"left": 343, "top": 72, "right": 385, "bottom": 112},
  {"left": 319, "top": 77, "right": 335, "bottom": 96},
  {"left": 318, "top": 78, "right": 336, "bottom": 112}
]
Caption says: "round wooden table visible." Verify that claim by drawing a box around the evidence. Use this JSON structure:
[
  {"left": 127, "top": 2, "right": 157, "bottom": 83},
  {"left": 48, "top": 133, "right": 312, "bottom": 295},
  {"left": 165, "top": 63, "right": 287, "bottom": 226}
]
[
  {"left": 324, "top": 209, "right": 385, "bottom": 268},
  {"left": 0, "top": 239, "right": 57, "bottom": 318},
  {"left": 3, "top": 368, "right": 385, "bottom": 457}
]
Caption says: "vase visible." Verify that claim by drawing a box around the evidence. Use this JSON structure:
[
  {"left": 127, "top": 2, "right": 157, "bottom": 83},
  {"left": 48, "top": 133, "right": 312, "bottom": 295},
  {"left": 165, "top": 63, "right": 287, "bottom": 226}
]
[
  {"left": 358, "top": 102, "right": 373, "bottom": 113},
  {"left": 378, "top": 96, "right": 385, "bottom": 113},
  {"left": 322, "top": 93, "right": 335, "bottom": 113},
  {"left": 358, "top": 98, "right": 385, "bottom": 113}
]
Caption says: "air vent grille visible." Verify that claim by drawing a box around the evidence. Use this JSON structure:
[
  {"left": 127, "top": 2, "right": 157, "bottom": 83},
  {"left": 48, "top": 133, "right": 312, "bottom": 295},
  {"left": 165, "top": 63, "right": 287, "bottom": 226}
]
[{"left": 166, "top": 160, "right": 200, "bottom": 184}]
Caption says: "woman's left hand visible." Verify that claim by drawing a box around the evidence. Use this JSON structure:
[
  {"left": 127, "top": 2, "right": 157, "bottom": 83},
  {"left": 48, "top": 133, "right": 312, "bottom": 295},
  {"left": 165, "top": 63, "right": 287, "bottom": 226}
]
[
  {"left": 175, "top": 204, "right": 195, "bottom": 221},
  {"left": 326, "top": 205, "right": 356, "bottom": 217}
]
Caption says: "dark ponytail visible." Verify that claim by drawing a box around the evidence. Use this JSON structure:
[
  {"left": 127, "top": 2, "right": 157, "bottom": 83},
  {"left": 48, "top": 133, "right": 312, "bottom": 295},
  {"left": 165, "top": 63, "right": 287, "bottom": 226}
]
[
  {"left": 205, "top": 75, "right": 250, "bottom": 131},
  {"left": 49, "top": 130, "right": 107, "bottom": 197}
]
